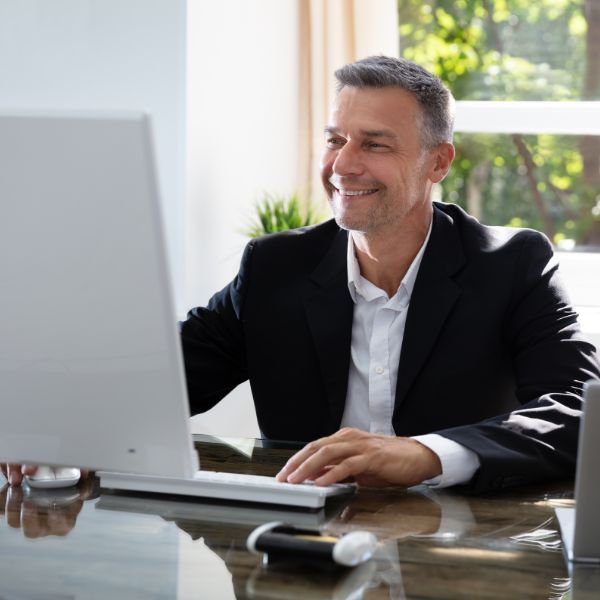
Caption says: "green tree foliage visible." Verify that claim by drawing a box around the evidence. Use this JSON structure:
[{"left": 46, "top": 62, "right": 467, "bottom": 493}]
[{"left": 398, "top": 0, "right": 600, "bottom": 246}]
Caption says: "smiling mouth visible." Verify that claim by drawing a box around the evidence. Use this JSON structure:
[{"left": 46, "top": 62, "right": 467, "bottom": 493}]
[{"left": 335, "top": 188, "right": 379, "bottom": 197}]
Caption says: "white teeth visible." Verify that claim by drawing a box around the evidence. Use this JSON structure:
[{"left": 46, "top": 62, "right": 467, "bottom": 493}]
[{"left": 339, "top": 189, "right": 377, "bottom": 196}]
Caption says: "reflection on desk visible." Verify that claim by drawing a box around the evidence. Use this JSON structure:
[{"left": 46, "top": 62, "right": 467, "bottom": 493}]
[{"left": 1, "top": 436, "right": 600, "bottom": 599}]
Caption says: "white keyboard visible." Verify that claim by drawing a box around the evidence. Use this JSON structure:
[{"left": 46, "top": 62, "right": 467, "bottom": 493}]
[{"left": 98, "top": 469, "right": 355, "bottom": 509}]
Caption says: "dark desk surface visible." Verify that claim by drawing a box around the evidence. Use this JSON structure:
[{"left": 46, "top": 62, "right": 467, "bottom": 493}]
[{"left": 1, "top": 435, "right": 598, "bottom": 599}]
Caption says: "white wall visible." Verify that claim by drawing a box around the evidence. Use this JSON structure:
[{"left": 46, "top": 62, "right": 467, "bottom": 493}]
[
  {"left": 185, "top": 0, "right": 301, "bottom": 310},
  {"left": 0, "top": 0, "right": 187, "bottom": 309},
  {"left": 185, "top": 0, "right": 302, "bottom": 437},
  {"left": 557, "top": 252, "right": 600, "bottom": 350}
]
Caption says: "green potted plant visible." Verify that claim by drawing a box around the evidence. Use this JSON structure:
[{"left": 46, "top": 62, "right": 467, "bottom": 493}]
[{"left": 246, "top": 193, "right": 323, "bottom": 237}]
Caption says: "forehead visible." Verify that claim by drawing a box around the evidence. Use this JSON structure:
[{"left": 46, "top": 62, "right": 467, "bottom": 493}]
[{"left": 328, "top": 86, "right": 422, "bottom": 136}]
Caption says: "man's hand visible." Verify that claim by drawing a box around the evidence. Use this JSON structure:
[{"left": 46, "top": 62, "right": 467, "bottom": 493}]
[
  {"left": 276, "top": 428, "right": 442, "bottom": 488},
  {"left": 0, "top": 464, "right": 38, "bottom": 487},
  {"left": 1, "top": 476, "right": 95, "bottom": 538},
  {"left": 1, "top": 464, "right": 87, "bottom": 487}
]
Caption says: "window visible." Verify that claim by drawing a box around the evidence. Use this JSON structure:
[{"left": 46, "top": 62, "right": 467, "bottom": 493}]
[{"left": 398, "top": 0, "right": 600, "bottom": 251}]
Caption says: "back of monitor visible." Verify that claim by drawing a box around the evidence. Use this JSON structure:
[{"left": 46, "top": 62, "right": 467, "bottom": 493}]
[
  {"left": 0, "top": 111, "right": 197, "bottom": 478},
  {"left": 572, "top": 380, "right": 600, "bottom": 562}
]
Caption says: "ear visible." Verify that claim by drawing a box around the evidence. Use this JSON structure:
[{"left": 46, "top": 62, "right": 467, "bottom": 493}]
[{"left": 428, "top": 143, "right": 455, "bottom": 184}]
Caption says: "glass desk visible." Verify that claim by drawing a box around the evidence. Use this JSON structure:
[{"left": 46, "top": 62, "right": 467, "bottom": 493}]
[{"left": 1, "top": 435, "right": 598, "bottom": 599}]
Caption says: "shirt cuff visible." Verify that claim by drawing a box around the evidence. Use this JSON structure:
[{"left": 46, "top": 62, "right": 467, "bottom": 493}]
[{"left": 412, "top": 434, "right": 480, "bottom": 488}]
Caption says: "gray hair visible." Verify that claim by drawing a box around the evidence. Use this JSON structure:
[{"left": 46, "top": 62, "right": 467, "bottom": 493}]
[{"left": 334, "top": 55, "right": 455, "bottom": 149}]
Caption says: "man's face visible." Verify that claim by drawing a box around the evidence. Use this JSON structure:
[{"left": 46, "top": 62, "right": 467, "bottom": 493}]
[{"left": 320, "top": 86, "right": 441, "bottom": 236}]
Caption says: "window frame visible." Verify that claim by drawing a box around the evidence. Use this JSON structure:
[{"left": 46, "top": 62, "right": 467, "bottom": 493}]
[{"left": 454, "top": 101, "right": 600, "bottom": 135}]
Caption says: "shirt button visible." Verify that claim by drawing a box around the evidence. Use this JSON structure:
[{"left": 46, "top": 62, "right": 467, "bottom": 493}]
[{"left": 375, "top": 366, "right": 384, "bottom": 374}]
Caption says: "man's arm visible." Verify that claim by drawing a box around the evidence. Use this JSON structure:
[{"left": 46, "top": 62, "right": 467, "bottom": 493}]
[
  {"left": 435, "top": 233, "right": 600, "bottom": 491},
  {"left": 180, "top": 240, "right": 255, "bottom": 416}
]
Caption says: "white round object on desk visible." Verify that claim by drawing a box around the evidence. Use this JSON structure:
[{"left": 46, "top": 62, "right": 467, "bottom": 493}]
[{"left": 333, "top": 531, "right": 378, "bottom": 566}]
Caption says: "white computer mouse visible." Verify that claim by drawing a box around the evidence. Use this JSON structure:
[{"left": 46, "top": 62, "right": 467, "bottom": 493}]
[
  {"left": 332, "top": 531, "right": 378, "bottom": 566},
  {"left": 25, "top": 466, "right": 81, "bottom": 489}
]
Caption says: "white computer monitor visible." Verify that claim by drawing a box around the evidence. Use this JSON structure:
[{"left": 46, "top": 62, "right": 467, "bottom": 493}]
[
  {"left": 0, "top": 111, "right": 198, "bottom": 478},
  {"left": 556, "top": 380, "right": 600, "bottom": 564}
]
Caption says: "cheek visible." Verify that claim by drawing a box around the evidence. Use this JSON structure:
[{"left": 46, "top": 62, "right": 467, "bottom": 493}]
[{"left": 319, "top": 149, "right": 335, "bottom": 175}]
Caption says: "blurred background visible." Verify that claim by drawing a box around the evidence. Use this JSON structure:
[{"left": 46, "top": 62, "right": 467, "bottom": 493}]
[{"left": 1, "top": 0, "right": 598, "bottom": 436}]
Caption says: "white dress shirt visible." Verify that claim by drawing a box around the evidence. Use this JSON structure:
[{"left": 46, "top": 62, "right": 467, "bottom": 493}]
[{"left": 341, "top": 226, "right": 480, "bottom": 488}]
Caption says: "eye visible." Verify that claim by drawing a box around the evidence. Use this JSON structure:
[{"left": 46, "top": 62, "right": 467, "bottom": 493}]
[
  {"left": 366, "top": 142, "right": 387, "bottom": 150},
  {"left": 326, "top": 137, "right": 345, "bottom": 148}
]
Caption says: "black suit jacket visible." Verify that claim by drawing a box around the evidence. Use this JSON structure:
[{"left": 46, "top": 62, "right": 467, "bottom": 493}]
[{"left": 181, "top": 202, "right": 600, "bottom": 491}]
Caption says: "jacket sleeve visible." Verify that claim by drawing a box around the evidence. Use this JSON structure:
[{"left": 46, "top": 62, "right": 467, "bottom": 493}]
[
  {"left": 179, "top": 240, "right": 255, "bottom": 415},
  {"left": 438, "top": 231, "right": 600, "bottom": 492}
]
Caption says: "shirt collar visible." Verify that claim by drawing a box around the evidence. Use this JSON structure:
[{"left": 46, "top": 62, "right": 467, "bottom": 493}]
[{"left": 347, "top": 220, "right": 433, "bottom": 305}]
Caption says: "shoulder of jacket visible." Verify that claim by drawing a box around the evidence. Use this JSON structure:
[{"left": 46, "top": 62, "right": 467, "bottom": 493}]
[
  {"left": 250, "top": 218, "right": 342, "bottom": 250},
  {"left": 433, "top": 201, "right": 552, "bottom": 254}
]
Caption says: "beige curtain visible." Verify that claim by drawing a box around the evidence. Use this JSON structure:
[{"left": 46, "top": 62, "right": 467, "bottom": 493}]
[{"left": 297, "top": 0, "right": 399, "bottom": 205}]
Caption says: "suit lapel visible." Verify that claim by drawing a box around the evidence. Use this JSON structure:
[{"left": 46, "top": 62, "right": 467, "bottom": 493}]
[
  {"left": 393, "top": 206, "right": 465, "bottom": 419},
  {"left": 303, "top": 228, "right": 353, "bottom": 430}
]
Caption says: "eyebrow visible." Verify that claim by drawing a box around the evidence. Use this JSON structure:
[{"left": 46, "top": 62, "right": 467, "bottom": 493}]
[{"left": 324, "top": 126, "right": 397, "bottom": 139}]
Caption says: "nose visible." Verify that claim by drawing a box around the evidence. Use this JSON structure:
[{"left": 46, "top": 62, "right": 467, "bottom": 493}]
[{"left": 331, "top": 142, "right": 364, "bottom": 177}]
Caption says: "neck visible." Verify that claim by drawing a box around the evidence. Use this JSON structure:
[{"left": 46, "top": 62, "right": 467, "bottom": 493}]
[{"left": 351, "top": 207, "right": 432, "bottom": 297}]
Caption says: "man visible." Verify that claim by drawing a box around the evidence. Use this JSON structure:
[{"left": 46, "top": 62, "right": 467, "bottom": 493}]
[
  {"left": 4, "top": 56, "right": 599, "bottom": 491},
  {"left": 180, "top": 56, "right": 599, "bottom": 492}
]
